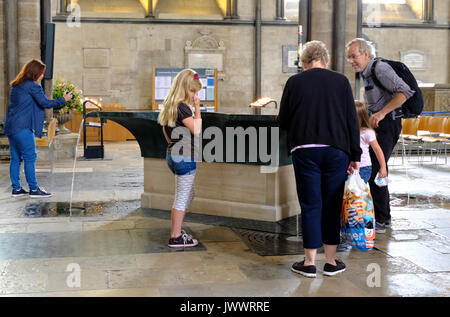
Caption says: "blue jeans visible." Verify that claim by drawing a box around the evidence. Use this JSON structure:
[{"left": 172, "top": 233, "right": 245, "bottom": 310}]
[
  {"left": 292, "top": 147, "right": 349, "bottom": 249},
  {"left": 359, "top": 166, "right": 372, "bottom": 184},
  {"left": 8, "top": 128, "right": 39, "bottom": 191},
  {"left": 166, "top": 154, "right": 197, "bottom": 176}
]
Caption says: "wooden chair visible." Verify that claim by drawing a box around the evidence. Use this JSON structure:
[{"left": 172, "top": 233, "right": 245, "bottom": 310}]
[
  {"left": 440, "top": 117, "right": 450, "bottom": 139},
  {"left": 417, "top": 116, "right": 433, "bottom": 136},
  {"left": 421, "top": 117, "right": 448, "bottom": 164},
  {"left": 35, "top": 118, "right": 57, "bottom": 172},
  {"left": 440, "top": 118, "right": 450, "bottom": 164},
  {"left": 401, "top": 118, "right": 420, "bottom": 140},
  {"left": 393, "top": 118, "right": 421, "bottom": 165}
]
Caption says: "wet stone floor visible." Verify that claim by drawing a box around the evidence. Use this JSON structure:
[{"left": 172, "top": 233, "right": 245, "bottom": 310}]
[{"left": 0, "top": 141, "right": 449, "bottom": 297}]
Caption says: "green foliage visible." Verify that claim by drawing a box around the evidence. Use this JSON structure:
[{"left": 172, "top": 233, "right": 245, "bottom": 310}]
[{"left": 52, "top": 79, "right": 84, "bottom": 114}]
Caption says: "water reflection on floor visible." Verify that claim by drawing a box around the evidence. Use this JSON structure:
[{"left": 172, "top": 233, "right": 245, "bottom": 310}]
[
  {"left": 391, "top": 194, "right": 450, "bottom": 209},
  {"left": 19, "top": 195, "right": 449, "bottom": 257},
  {"left": 23, "top": 201, "right": 104, "bottom": 217}
]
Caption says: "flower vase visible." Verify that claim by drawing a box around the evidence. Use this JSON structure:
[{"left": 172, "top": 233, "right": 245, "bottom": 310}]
[{"left": 54, "top": 111, "right": 73, "bottom": 134}]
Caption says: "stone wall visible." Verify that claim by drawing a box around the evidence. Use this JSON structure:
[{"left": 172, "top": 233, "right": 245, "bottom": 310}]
[
  {"left": 421, "top": 84, "right": 450, "bottom": 112},
  {"left": 18, "top": 0, "right": 41, "bottom": 66},
  {"left": 50, "top": 0, "right": 356, "bottom": 115},
  {"left": 0, "top": 0, "right": 5, "bottom": 121},
  {"left": 364, "top": 28, "right": 450, "bottom": 85},
  {"left": 0, "top": 0, "right": 41, "bottom": 122},
  {"left": 53, "top": 21, "right": 299, "bottom": 114},
  {"left": 1, "top": 1, "right": 449, "bottom": 120}
]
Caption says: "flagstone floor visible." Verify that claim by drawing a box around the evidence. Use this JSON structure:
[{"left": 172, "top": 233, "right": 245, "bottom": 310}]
[{"left": 0, "top": 141, "right": 449, "bottom": 297}]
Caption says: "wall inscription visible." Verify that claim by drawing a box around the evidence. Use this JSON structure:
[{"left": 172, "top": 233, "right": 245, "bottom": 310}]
[
  {"left": 83, "top": 48, "right": 110, "bottom": 68},
  {"left": 185, "top": 30, "right": 226, "bottom": 79},
  {"left": 187, "top": 53, "right": 223, "bottom": 71},
  {"left": 400, "top": 50, "right": 426, "bottom": 70},
  {"left": 83, "top": 69, "right": 111, "bottom": 95}
]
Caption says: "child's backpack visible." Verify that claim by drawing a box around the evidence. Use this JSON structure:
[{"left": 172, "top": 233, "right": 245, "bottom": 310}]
[{"left": 371, "top": 58, "right": 424, "bottom": 118}]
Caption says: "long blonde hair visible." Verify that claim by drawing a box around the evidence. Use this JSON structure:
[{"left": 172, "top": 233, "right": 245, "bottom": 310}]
[
  {"left": 355, "top": 101, "right": 372, "bottom": 131},
  {"left": 157, "top": 69, "right": 202, "bottom": 127}
]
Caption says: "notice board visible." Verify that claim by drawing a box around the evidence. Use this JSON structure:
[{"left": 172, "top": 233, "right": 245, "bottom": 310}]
[{"left": 152, "top": 68, "right": 218, "bottom": 112}]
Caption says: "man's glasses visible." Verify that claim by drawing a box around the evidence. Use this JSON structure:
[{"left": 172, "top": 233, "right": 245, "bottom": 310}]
[{"left": 346, "top": 53, "right": 363, "bottom": 61}]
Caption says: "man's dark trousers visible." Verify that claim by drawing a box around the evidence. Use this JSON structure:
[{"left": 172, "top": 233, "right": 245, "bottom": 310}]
[{"left": 368, "top": 116, "right": 402, "bottom": 224}]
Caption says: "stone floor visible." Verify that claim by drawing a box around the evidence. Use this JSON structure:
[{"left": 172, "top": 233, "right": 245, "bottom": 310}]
[{"left": 0, "top": 141, "right": 449, "bottom": 297}]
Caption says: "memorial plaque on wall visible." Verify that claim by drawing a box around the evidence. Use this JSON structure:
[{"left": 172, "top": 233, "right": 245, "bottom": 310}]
[
  {"left": 83, "top": 48, "right": 110, "bottom": 68},
  {"left": 282, "top": 45, "right": 298, "bottom": 73},
  {"left": 83, "top": 69, "right": 111, "bottom": 95},
  {"left": 400, "top": 50, "right": 426, "bottom": 70},
  {"left": 187, "top": 53, "right": 223, "bottom": 71},
  {"left": 185, "top": 30, "right": 226, "bottom": 79}
]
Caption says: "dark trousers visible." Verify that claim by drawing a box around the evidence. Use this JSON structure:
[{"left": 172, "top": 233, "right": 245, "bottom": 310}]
[
  {"left": 292, "top": 147, "right": 349, "bottom": 249},
  {"left": 368, "top": 116, "right": 402, "bottom": 223}
]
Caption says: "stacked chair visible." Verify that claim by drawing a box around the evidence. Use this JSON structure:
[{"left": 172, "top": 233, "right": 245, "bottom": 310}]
[
  {"left": 394, "top": 116, "right": 449, "bottom": 166},
  {"left": 420, "top": 117, "right": 449, "bottom": 164}
]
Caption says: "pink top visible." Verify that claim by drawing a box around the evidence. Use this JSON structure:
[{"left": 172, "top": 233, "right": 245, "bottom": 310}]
[{"left": 360, "top": 128, "right": 376, "bottom": 167}]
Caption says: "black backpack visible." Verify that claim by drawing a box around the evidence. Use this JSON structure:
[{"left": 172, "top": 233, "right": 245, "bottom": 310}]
[{"left": 371, "top": 58, "right": 424, "bottom": 118}]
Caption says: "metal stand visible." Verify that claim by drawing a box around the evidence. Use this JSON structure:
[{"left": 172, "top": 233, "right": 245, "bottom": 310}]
[{"left": 83, "top": 99, "right": 104, "bottom": 159}]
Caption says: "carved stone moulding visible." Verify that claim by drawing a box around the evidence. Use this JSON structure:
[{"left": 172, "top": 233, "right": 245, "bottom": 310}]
[{"left": 185, "top": 30, "right": 226, "bottom": 80}]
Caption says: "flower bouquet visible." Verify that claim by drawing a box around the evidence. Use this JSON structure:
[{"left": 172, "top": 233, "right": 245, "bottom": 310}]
[
  {"left": 52, "top": 79, "right": 84, "bottom": 133},
  {"left": 52, "top": 79, "right": 84, "bottom": 115}
]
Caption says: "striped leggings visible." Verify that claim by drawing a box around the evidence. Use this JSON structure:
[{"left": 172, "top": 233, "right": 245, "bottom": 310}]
[{"left": 173, "top": 172, "right": 196, "bottom": 211}]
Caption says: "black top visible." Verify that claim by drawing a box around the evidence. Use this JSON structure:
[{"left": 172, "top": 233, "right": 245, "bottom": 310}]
[
  {"left": 164, "top": 102, "right": 196, "bottom": 157},
  {"left": 277, "top": 68, "right": 362, "bottom": 162}
]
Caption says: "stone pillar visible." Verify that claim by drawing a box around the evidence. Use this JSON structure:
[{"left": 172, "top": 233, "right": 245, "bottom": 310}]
[
  {"left": 4, "top": 0, "right": 19, "bottom": 118},
  {"left": 254, "top": 0, "right": 262, "bottom": 115},
  {"left": 41, "top": 0, "right": 53, "bottom": 123},
  {"left": 225, "top": 0, "right": 232, "bottom": 19},
  {"left": 309, "top": 0, "right": 358, "bottom": 90},
  {"left": 59, "top": 0, "right": 69, "bottom": 14},
  {"left": 146, "top": 0, "right": 154, "bottom": 18},
  {"left": 332, "top": 0, "right": 346, "bottom": 73},
  {"left": 0, "top": 0, "right": 4, "bottom": 120},
  {"left": 299, "top": 0, "right": 311, "bottom": 43},
  {"left": 232, "top": 0, "right": 239, "bottom": 19},
  {"left": 423, "top": 0, "right": 434, "bottom": 23},
  {"left": 276, "top": 0, "right": 286, "bottom": 20}
]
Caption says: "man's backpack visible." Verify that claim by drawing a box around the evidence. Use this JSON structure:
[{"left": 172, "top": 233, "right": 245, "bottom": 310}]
[{"left": 371, "top": 58, "right": 424, "bottom": 118}]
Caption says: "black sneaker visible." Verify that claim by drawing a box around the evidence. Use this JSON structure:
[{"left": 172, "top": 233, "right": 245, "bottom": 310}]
[
  {"left": 12, "top": 188, "right": 28, "bottom": 197},
  {"left": 29, "top": 187, "right": 52, "bottom": 198},
  {"left": 375, "top": 221, "right": 386, "bottom": 233},
  {"left": 323, "top": 259, "right": 346, "bottom": 276},
  {"left": 168, "top": 230, "right": 198, "bottom": 248},
  {"left": 291, "top": 260, "right": 316, "bottom": 278}
]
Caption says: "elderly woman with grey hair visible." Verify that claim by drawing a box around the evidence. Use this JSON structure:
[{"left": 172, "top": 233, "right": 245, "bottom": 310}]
[{"left": 277, "top": 41, "right": 362, "bottom": 278}]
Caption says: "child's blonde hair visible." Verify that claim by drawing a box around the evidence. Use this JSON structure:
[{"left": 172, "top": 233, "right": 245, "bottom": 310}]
[
  {"left": 157, "top": 69, "right": 202, "bottom": 127},
  {"left": 355, "top": 101, "right": 372, "bottom": 131}
]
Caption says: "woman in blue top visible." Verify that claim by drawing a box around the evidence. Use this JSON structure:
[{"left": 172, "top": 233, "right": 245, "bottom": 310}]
[{"left": 4, "top": 59, "right": 72, "bottom": 198}]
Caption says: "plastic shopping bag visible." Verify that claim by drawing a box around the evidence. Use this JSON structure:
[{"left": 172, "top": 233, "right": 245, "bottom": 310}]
[{"left": 340, "top": 171, "right": 375, "bottom": 251}]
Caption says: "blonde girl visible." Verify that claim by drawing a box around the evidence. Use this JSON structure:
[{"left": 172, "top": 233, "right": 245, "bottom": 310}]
[
  {"left": 158, "top": 69, "right": 202, "bottom": 248},
  {"left": 355, "top": 101, "right": 387, "bottom": 184}
]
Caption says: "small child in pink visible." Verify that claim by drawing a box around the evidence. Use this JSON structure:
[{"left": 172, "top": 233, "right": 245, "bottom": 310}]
[{"left": 355, "top": 101, "right": 387, "bottom": 183}]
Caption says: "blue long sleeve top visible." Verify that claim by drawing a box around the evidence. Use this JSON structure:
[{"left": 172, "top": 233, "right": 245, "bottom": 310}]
[{"left": 4, "top": 80, "right": 66, "bottom": 138}]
